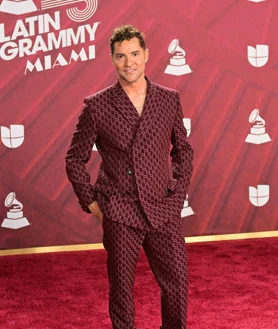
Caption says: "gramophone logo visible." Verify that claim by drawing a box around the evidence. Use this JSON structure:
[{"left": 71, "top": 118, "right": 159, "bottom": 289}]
[
  {"left": 249, "top": 185, "right": 269, "bottom": 207},
  {"left": 0, "top": 0, "right": 98, "bottom": 22},
  {"left": 245, "top": 109, "right": 271, "bottom": 144},
  {"left": 0, "top": 0, "right": 37, "bottom": 15},
  {"left": 183, "top": 118, "right": 191, "bottom": 137},
  {"left": 1, "top": 125, "right": 24, "bottom": 148},
  {"left": 1, "top": 192, "right": 30, "bottom": 229},
  {"left": 247, "top": 45, "right": 269, "bottom": 67},
  {"left": 165, "top": 39, "right": 192, "bottom": 76},
  {"left": 181, "top": 195, "right": 194, "bottom": 217}
]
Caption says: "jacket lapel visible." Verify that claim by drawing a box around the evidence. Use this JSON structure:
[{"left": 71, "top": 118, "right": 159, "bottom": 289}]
[
  {"left": 112, "top": 80, "right": 140, "bottom": 127},
  {"left": 111, "top": 77, "right": 159, "bottom": 141},
  {"left": 135, "top": 77, "right": 158, "bottom": 141}
]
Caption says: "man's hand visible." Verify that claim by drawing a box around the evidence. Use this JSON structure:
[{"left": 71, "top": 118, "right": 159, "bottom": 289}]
[{"left": 88, "top": 201, "right": 103, "bottom": 222}]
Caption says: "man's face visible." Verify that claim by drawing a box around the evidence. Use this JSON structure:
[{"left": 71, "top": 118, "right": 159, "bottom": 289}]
[{"left": 111, "top": 37, "right": 149, "bottom": 85}]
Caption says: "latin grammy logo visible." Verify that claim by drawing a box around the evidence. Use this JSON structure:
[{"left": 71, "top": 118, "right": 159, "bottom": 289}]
[
  {"left": 165, "top": 39, "right": 192, "bottom": 76},
  {"left": 247, "top": 45, "right": 269, "bottom": 67},
  {"left": 181, "top": 195, "right": 194, "bottom": 217},
  {"left": 1, "top": 192, "right": 30, "bottom": 229},
  {"left": 0, "top": 0, "right": 98, "bottom": 23},
  {"left": 245, "top": 109, "right": 271, "bottom": 144},
  {"left": 41, "top": 0, "right": 98, "bottom": 23},
  {"left": 249, "top": 185, "right": 269, "bottom": 207},
  {"left": 0, "top": 0, "right": 37, "bottom": 15}
]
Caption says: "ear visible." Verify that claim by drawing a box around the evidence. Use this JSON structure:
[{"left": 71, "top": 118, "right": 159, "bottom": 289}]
[
  {"left": 144, "top": 49, "right": 149, "bottom": 63},
  {"left": 109, "top": 53, "right": 114, "bottom": 65}
]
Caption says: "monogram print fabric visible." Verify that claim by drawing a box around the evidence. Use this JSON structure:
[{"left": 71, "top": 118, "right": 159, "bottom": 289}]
[
  {"left": 66, "top": 77, "right": 194, "bottom": 229},
  {"left": 103, "top": 214, "right": 188, "bottom": 329}
]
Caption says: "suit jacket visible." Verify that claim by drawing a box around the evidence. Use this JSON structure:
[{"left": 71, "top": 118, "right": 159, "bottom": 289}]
[{"left": 65, "top": 77, "right": 194, "bottom": 229}]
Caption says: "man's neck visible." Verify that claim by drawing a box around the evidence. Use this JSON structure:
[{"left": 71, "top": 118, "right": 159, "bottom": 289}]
[{"left": 119, "top": 77, "right": 147, "bottom": 96}]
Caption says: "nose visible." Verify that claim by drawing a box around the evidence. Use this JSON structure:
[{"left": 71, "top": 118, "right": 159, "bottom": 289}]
[{"left": 124, "top": 55, "right": 133, "bottom": 67}]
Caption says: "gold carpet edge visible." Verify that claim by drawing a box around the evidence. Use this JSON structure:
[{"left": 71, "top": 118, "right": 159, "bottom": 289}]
[{"left": 1, "top": 231, "right": 278, "bottom": 256}]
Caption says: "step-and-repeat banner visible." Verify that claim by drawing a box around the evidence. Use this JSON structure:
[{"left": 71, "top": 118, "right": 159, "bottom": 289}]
[{"left": 0, "top": 0, "right": 277, "bottom": 249}]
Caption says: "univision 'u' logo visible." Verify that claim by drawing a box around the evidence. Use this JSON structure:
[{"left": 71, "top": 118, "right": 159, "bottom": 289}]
[
  {"left": 1, "top": 125, "right": 24, "bottom": 148},
  {"left": 247, "top": 45, "right": 269, "bottom": 67},
  {"left": 249, "top": 185, "right": 270, "bottom": 207}
]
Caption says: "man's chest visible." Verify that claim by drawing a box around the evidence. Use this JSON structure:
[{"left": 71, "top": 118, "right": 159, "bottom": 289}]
[
  {"left": 95, "top": 100, "right": 176, "bottom": 151},
  {"left": 127, "top": 93, "right": 146, "bottom": 117}
]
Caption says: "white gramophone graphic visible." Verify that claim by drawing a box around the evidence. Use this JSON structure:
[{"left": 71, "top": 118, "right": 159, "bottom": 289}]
[
  {"left": 0, "top": 0, "right": 98, "bottom": 22},
  {"left": 247, "top": 0, "right": 267, "bottom": 3},
  {"left": 181, "top": 195, "right": 194, "bottom": 217},
  {"left": 0, "top": 0, "right": 37, "bottom": 15},
  {"left": 183, "top": 118, "right": 191, "bottom": 137},
  {"left": 247, "top": 45, "right": 269, "bottom": 68},
  {"left": 165, "top": 39, "right": 192, "bottom": 76},
  {"left": 1, "top": 192, "right": 30, "bottom": 229},
  {"left": 245, "top": 109, "right": 271, "bottom": 144}
]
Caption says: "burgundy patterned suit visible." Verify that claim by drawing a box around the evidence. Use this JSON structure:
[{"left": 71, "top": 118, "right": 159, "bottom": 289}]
[{"left": 66, "top": 77, "right": 194, "bottom": 329}]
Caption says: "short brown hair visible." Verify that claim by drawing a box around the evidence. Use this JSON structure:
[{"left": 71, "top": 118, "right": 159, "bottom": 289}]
[{"left": 110, "top": 25, "right": 146, "bottom": 55}]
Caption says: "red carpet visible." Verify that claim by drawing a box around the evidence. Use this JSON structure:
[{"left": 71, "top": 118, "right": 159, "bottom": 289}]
[{"left": 1, "top": 238, "right": 278, "bottom": 329}]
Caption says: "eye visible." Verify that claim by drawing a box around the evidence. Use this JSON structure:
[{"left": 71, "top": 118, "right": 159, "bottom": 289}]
[{"left": 116, "top": 54, "right": 123, "bottom": 59}]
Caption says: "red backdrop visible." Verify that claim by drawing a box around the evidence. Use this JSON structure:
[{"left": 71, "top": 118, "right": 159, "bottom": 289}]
[{"left": 0, "top": 0, "right": 277, "bottom": 249}]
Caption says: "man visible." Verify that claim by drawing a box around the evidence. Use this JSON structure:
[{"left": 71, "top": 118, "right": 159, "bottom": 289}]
[{"left": 66, "top": 25, "right": 194, "bottom": 329}]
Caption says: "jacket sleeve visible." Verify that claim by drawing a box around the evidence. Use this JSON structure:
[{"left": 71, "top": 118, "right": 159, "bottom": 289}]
[
  {"left": 65, "top": 97, "right": 98, "bottom": 213},
  {"left": 170, "top": 91, "right": 194, "bottom": 201}
]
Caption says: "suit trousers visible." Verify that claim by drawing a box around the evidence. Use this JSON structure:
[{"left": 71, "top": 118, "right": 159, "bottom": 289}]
[{"left": 102, "top": 203, "right": 188, "bottom": 329}]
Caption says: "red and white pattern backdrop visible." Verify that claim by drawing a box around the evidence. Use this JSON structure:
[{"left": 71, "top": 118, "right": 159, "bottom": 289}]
[{"left": 0, "top": 0, "right": 277, "bottom": 250}]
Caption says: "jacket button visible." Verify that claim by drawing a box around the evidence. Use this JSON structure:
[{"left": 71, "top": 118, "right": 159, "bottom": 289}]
[{"left": 127, "top": 169, "right": 132, "bottom": 175}]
